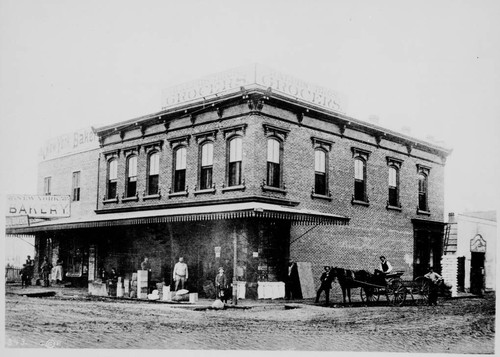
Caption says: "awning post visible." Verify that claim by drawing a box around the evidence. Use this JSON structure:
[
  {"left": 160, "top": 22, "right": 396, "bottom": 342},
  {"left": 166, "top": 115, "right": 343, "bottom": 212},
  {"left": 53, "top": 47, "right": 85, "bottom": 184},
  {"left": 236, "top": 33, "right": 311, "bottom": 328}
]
[{"left": 232, "top": 225, "right": 238, "bottom": 306}]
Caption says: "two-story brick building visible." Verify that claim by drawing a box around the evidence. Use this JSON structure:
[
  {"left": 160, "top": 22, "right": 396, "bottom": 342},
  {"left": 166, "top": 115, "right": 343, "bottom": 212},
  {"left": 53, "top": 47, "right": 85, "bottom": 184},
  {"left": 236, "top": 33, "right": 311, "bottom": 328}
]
[{"left": 7, "top": 67, "right": 452, "bottom": 299}]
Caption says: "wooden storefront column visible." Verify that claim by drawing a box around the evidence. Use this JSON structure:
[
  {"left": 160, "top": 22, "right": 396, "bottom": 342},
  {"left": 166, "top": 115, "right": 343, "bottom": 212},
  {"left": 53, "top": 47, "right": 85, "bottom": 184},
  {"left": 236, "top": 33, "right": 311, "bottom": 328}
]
[{"left": 232, "top": 224, "right": 238, "bottom": 305}]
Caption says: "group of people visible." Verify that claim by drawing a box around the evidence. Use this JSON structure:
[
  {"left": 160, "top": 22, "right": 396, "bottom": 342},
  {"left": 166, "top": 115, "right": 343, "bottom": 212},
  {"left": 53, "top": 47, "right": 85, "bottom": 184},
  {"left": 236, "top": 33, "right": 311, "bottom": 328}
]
[
  {"left": 139, "top": 256, "right": 231, "bottom": 303},
  {"left": 19, "top": 255, "right": 64, "bottom": 288},
  {"left": 314, "top": 255, "right": 443, "bottom": 306},
  {"left": 19, "top": 255, "right": 34, "bottom": 287}
]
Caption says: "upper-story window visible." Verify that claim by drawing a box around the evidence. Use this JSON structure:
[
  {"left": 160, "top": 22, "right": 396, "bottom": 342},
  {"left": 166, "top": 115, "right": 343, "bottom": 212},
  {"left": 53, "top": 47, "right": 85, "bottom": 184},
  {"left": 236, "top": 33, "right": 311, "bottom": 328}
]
[
  {"left": 125, "top": 155, "right": 138, "bottom": 198},
  {"left": 418, "top": 172, "right": 428, "bottom": 211},
  {"left": 386, "top": 157, "right": 403, "bottom": 209},
  {"left": 173, "top": 146, "right": 187, "bottom": 192},
  {"left": 147, "top": 152, "right": 160, "bottom": 195},
  {"left": 199, "top": 142, "right": 214, "bottom": 190},
  {"left": 354, "top": 158, "right": 367, "bottom": 202},
  {"left": 72, "top": 171, "right": 81, "bottom": 201},
  {"left": 267, "top": 138, "right": 281, "bottom": 188},
  {"left": 351, "top": 147, "right": 371, "bottom": 204},
  {"left": 417, "top": 164, "right": 431, "bottom": 213},
  {"left": 44, "top": 176, "right": 52, "bottom": 196},
  {"left": 314, "top": 149, "right": 327, "bottom": 195},
  {"left": 107, "top": 159, "right": 118, "bottom": 199},
  {"left": 388, "top": 166, "right": 399, "bottom": 207},
  {"left": 228, "top": 137, "right": 242, "bottom": 187}
]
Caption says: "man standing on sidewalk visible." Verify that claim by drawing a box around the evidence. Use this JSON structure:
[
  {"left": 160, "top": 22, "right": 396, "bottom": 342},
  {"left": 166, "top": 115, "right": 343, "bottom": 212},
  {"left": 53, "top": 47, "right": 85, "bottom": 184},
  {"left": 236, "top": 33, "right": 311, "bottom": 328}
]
[
  {"left": 315, "top": 266, "right": 333, "bottom": 305},
  {"left": 173, "top": 257, "right": 188, "bottom": 291}
]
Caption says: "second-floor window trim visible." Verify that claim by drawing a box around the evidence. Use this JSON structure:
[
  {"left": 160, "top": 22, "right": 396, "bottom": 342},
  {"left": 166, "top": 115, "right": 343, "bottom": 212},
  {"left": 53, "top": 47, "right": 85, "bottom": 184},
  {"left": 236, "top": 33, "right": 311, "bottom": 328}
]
[
  {"left": 146, "top": 151, "right": 160, "bottom": 196},
  {"left": 44, "top": 176, "right": 52, "bottom": 196},
  {"left": 125, "top": 155, "right": 138, "bottom": 199},
  {"left": 106, "top": 159, "right": 118, "bottom": 200},
  {"left": 172, "top": 146, "right": 187, "bottom": 193},
  {"left": 227, "top": 136, "right": 243, "bottom": 187},
  {"left": 72, "top": 171, "right": 80, "bottom": 201},
  {"left": 417, "top": 164, "right": 431, "bottom": 214}
]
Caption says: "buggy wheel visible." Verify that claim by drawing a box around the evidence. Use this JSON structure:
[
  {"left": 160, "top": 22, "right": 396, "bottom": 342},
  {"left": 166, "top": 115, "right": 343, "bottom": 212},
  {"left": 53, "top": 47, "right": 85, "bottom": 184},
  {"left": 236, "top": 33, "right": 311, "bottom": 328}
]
[
  {"left": 360, "top": 287, "right": 376, "bottom": 304},
  {"left": 414, "top": 276, "right": 430, "bottom": 305},
  {"left": 390, "top": 278, "right": 406, "bottom": 306}
]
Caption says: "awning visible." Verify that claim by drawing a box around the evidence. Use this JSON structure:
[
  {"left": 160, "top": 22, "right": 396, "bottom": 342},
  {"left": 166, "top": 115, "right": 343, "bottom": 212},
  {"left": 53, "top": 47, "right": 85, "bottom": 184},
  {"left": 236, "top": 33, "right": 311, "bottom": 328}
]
[{"left": 6, "top": 202, "right": 349, "bottom": 234}]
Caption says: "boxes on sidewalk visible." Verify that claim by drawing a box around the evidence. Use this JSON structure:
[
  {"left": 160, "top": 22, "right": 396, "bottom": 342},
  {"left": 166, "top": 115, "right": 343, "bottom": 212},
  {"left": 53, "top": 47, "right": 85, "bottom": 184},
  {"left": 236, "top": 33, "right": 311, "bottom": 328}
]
[
  {"left": 189, "top": 293, "right": 198, "bottom": 303},
  {"left": 162, "top": 286, "right": 172, "bottom": 301},
  {"left": 137, "top": 270, "right": 148, "bottom": 299}
]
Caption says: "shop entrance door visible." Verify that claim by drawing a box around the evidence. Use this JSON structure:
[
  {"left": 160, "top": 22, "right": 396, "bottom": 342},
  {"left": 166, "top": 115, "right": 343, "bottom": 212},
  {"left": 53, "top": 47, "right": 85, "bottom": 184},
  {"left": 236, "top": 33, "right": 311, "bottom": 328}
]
[{"left": 470, "top": 252, "right": 485, "bottom": 296}]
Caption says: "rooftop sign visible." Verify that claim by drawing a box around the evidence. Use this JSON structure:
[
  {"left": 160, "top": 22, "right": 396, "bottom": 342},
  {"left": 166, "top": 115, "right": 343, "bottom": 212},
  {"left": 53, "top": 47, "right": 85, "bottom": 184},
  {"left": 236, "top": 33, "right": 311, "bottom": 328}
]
[
  {"left": 38, "top": 126, "right": 99, "bottom": 162},
  {"left": 162, "top": 64, "right": 346, "bottom": 113},
  {"left": 7, "top": 194, "right": 71, "bottom": 218}
]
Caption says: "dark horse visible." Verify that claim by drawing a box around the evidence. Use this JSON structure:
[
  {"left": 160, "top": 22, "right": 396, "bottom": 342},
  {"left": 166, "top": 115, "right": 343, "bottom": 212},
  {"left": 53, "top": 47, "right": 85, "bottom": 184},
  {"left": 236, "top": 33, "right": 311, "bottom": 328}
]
[{"left": 331, "top": 267, "right": 383, "bottom": 304}]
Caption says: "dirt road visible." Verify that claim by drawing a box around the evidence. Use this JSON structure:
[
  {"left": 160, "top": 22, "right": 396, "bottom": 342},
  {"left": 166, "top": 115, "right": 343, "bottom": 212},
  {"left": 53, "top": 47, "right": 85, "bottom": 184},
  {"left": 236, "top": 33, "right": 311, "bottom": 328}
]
[{"left": 4, "top": 291, "right": 495, "bottom": 353}]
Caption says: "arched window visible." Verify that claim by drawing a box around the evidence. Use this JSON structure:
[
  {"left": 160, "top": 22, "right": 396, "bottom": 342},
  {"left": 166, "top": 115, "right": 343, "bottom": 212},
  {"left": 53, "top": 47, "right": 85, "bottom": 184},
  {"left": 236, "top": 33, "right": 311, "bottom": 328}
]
[
  {"left": 107, "top": 159, "right": 118, "bottom": 199},
  {"left": 147, "top": 152, "right": 160, "bottom": 195},
  {"left": 354, "top": 158, "right": 366, "bottom": 201},
  {"left": 199, "top": 142, "right": 214, "bottom": 190},
  {"left": 267, "top": 138, "right": 281, "bottom": 188},
  {"left": 173, "top": 146, "right": 187, "bottom": 192},
  {"left": 228, "top": 137, "right": 242, "bottom": 186},
  {"left": 388, "top": 166, "right": 399, "bottom": 207},
  {"left": 125, "top": 155, "right": 138, "bottom": 198},
  {"left": 418, "top": 172, "right": 428, "bottom": 211},
  {"left": 314, "top": 149, "right": 327, "bottom": 195}
]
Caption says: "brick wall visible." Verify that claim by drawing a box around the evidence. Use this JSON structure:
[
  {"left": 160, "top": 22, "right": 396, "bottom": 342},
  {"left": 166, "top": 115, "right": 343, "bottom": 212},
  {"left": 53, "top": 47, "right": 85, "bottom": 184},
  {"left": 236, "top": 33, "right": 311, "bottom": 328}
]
[{"left": 38, "top": 149, "right": 100, "bottom": 218}]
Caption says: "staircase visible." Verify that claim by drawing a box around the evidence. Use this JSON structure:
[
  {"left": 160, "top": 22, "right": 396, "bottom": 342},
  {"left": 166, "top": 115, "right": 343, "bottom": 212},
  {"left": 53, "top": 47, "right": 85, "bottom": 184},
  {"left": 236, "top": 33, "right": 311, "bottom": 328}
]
[{"left": 443, "top": 213, "right": 458, "bottom": 255}]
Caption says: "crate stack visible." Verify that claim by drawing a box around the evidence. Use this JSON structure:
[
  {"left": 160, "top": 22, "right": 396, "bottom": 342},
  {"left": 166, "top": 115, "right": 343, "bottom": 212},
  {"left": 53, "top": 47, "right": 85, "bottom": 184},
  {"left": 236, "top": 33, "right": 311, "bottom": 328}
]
[
  {"left": 130, "top": 272, "right": 138, "bottom": 298},
  {"left": 441, "top": 255, "right": 458, "bottom": 297},
  {"left": 137, "top": 270, "right": 149, "bottom": 299}
]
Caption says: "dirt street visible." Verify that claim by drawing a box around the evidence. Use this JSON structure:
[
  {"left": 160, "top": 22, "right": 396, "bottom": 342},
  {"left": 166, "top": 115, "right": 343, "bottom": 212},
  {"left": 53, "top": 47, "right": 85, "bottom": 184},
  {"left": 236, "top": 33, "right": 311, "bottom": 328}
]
[{"left": 4, "top": 291, "right": 495, "bottom": 353}]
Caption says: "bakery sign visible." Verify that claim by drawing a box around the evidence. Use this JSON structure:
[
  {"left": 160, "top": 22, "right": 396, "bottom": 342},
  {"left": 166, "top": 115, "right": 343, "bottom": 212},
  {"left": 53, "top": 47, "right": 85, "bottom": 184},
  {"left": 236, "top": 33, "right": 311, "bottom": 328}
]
[
  {"left": 6, "top": 194, "right": 71, "bottom": 218},
  {"left": 162, "top": 64, "right": 346, "bottom": 113},
  {"left": 470, "top": 235, "right": 486, "bottom": 253},
  {"left": 39, "top": 126, "right": 99, "bottom": 162}
]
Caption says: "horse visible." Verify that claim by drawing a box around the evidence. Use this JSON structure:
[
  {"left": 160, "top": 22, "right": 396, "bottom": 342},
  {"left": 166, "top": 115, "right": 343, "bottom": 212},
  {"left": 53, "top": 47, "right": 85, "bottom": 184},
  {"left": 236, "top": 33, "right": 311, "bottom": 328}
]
[{"left": 330, "top": 267, "right": 375, "bottom": 304}]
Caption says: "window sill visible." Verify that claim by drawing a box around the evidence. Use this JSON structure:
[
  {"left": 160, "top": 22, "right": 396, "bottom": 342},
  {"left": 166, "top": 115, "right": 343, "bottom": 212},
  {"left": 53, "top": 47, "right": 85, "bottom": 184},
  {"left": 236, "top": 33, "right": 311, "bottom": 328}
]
[
  {"left": 351, "top": 199, "right": 369, "bottom": 207},
  {"left": 417, "top": 209, "right": 431, "bottom": 216},
  {"left": 222, "top": 185, "right": 246, "bottom": 193},
  {"left": 262, "top": 185, "right": 287, "bottom": 195},
  {"left": 143, "top": 193, "right": 161, "bottom": 201},
  {"left": 168, "top": 191, "right": 188, "bottom": 198},
  {"left": 194, "top": 188, "right": 216, "bottom": 196},
  {"left": 311, "top": 193, "right": 332, "bottom": 201},
  {"left": 103, "top": 198, "right": 118, "bottom": 204},
  {"left": 122, "top": 196, "right": 139, "bottom": 203},
  {"left": 386, "top": 204, "right": 402, "bottom": 212}
]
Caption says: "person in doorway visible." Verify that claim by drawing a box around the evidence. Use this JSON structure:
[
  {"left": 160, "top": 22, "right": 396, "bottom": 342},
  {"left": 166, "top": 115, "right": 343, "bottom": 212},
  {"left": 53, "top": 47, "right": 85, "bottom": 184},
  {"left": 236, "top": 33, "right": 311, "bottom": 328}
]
[
  {"left": 424, "top": 266, "right": 443, "bottom": 306},
  {"left": 315, "top": 266, "right": 333, "bottom": 305},
  {"left": 20, "top": 264, "right": 29, "bottom": 288},
  {"left": 107, "top": 267, "right": 119, "bottom": 297},
  {"left": 54, "top": 258, "right": 64, "bottom": 284},
  {"left": 375, "top": 256, "right": 393, "bottom": 275},
  {"left": 285, "top": 261, "right": 299, "bottom": 300},
  {"left": 141, "top": 257, "right": 152, "bottom": 292},
  {"left": 141, "top": 257, "right": 151, "bottom": 271},
  {"left": 25, "top": 255, "right": 34, "bottom": 286},
  {"left": 215, "top": 267, "right": 228, "bottom": 303},
  {"left": 40, "top": 257, "right": 52, "bottom": 287},
  {"left": 173, "top": 257, "right": 188, "bottom": 291}
]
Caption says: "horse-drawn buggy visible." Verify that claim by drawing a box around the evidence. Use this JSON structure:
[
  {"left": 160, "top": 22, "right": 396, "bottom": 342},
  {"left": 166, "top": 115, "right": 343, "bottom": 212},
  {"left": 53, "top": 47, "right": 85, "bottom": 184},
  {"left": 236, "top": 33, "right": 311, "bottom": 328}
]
[{"left": 330, "top": 267, "right": 433, "bottom": 306}]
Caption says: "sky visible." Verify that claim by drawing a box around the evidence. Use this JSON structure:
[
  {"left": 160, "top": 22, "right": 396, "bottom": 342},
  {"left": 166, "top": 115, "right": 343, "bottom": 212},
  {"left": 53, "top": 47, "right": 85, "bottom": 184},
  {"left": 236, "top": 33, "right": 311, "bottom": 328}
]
[{"left": 1, "top": 0, "right": 499, "bottom": 217}]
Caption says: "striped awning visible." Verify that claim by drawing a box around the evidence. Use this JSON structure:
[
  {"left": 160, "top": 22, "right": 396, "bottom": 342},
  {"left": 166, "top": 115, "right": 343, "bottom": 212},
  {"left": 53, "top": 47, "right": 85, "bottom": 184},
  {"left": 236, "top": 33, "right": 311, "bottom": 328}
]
[{"left": 6, "top": 202, "right": 349, "bottom": 234}]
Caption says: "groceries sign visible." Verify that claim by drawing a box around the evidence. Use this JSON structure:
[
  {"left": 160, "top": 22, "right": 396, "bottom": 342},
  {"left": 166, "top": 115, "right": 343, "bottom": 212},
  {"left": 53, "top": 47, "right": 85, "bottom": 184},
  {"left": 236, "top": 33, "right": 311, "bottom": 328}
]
[
  {"left": 39, "top": 127, "right": 99, "bottom": 162},
  {"left": 162, "top": 64, "right": 346, "bottom": 113},
  {"left": 7, "top": 195, "right": 71, "bottom": 218}
]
